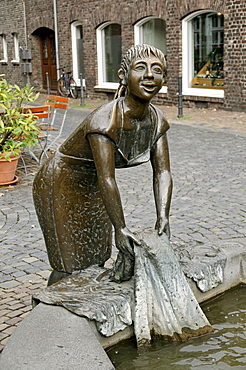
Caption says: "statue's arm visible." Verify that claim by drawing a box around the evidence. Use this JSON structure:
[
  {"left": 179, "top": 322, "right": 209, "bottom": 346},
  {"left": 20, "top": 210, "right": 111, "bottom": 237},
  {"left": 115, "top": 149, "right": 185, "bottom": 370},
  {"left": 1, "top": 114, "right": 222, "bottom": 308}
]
[
  {"left": 88, "top": 134, "right": 139, "bottom": 255},
  {"left": 150, "top": 134, "right": 173, "bottom": 238}
]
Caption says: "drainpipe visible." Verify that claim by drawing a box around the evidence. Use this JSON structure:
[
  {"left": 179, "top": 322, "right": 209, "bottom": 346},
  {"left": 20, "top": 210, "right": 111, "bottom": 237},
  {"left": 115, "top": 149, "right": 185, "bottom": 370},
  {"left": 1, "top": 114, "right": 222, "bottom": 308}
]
[
  {"left": 22, "top": 1, "right": 29, "bottom": 85},
  {"left": 53, "top": 0, "right": 60, "bottom": 80},
  {"left": 22, "top": 1, "right": 28, "bottom": 49}
]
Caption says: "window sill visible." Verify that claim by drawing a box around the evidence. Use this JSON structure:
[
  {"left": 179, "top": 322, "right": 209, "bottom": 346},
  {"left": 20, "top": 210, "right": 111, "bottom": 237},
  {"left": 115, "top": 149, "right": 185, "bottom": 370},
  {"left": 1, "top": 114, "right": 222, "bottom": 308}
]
[
  {"left": 94, "top": 83, "right": 118, "bottom": 92},
  {"left": 11, "top": 60, "right": 20, "bottom": 64},
  {"left": 183, "top": 87, "right": 224, "bottom": 99},
  {"left": 0, "top": 60, "right": 8, "bottom": 64}
]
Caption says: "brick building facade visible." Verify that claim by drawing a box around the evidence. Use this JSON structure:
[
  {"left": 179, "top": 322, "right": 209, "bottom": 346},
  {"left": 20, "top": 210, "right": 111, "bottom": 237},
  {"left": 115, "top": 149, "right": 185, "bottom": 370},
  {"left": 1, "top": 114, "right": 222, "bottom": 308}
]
[{"left": 0, "top": 0, "right": 245, "bottom": 111}]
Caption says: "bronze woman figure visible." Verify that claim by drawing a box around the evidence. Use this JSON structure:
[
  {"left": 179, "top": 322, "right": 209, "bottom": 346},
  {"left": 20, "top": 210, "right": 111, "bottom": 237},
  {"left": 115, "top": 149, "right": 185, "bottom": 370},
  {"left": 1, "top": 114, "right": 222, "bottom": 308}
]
[{"left": 33, "top": 44, "right": 172, "bottom": 284}]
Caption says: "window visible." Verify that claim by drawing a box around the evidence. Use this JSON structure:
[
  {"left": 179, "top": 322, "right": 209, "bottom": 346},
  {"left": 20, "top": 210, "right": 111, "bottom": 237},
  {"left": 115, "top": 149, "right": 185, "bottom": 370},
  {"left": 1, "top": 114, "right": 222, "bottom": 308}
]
[
  {"left": 11, "top": 33, "right": 19, "bottom": 63},
  {"left": 135, "top": 17, "right": 167, "bottom": 92},
  {"left": 182, "top": 11, "right": 224, "bottom": 98},
  {"left": 0, "top": 34, "right": 8, "bottom": 63},
  {"left": 71, "top": 21, "right": 84, "bottom": 86},
  {"left": 96, "top": 22, "right": 122, "bottom": 88}
]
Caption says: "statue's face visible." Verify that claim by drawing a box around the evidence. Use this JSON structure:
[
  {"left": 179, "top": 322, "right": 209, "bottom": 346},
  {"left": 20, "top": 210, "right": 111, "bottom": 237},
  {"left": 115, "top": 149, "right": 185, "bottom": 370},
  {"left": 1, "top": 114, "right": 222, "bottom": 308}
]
[{"left": 127, "top": 56, "right": 164, "bottom": 101}]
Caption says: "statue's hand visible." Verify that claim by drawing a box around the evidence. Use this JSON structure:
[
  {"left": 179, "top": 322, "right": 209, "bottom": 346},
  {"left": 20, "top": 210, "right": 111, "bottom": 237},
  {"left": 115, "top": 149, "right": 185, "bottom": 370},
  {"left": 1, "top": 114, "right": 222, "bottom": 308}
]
[
  {"left": 155, "top": 217, "right": 170, "bottom": 239},
  {"left": 115, "top": 227, "right": 140, "bottom": 257}
]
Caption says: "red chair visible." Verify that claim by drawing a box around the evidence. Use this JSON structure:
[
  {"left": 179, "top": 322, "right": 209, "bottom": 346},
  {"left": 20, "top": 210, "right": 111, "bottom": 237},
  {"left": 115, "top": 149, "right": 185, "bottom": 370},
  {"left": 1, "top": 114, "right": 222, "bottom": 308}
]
[
  {"left": 22, "top": 105, "right": 53, "bottom": 164},
  {"left": 38, "top": 95, "right": 69, "bottom": 163}
]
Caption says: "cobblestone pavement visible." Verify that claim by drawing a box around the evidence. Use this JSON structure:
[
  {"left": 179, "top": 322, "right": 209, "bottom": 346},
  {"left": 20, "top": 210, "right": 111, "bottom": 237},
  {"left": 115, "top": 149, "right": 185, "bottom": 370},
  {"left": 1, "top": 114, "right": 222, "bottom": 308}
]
[{"left": 0, "top": 96, "right": 246, "bottom": 352}]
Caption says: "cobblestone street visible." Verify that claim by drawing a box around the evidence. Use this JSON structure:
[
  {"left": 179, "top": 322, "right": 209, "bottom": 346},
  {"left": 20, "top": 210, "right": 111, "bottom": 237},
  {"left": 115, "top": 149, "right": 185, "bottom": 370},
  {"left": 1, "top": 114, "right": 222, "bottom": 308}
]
[{"left": 0, "top": 98, "right": 246, "bottom": 352}]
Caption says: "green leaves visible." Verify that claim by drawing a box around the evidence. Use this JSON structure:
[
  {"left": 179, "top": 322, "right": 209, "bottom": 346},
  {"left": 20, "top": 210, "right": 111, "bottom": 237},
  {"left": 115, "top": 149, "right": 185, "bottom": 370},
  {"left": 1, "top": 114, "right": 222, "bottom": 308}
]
[{"left": 0, "top": 76, "right": 40, "bottom": 158}]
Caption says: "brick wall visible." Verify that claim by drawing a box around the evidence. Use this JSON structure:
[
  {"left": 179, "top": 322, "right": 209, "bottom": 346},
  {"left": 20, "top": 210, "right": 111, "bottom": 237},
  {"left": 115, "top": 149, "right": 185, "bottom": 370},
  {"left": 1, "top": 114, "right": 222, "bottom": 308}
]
[
  {"left": 0, "top": 0, "right": 26, "bottom": 86},
  {"left": 224, "top": 1, "right": 246, "bottom": 111},
  {"left": 26, "top": 0, "right": 54, "bottom": 90},
  {"left": 0, "top": 0, "right": 245, "bottom": 111}
]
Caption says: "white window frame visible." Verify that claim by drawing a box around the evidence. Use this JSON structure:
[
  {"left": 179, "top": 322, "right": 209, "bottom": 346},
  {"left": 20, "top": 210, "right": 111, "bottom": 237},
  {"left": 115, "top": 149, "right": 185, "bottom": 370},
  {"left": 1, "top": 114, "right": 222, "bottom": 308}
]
[
  {"left": 134, "top": 17, "right": 167, "bottom": 94},
  {"left": 0, "top": 34, "right": 8, "bottom": 63},
  {"left": 95, "top": 22, "right": 120, "bottom": 90},
  {"left": 71, "top": 21, "right": 85, "bottom": 87},
  {"left": 11, "top": 33, "right": 19, "bottom": 63},
  {"left": 182, "top": 10, "right": 224, "bottom": 98}
]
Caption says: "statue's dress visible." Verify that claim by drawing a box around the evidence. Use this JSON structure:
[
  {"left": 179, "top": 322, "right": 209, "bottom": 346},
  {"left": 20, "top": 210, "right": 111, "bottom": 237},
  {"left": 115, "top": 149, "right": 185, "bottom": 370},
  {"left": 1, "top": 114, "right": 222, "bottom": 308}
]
[{"left": 33, "top": 98, "right": 169, "bottom": 273}]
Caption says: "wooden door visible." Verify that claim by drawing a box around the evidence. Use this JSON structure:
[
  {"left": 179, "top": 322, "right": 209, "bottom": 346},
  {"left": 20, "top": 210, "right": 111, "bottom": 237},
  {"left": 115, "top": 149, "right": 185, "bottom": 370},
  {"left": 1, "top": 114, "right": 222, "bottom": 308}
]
[{"left": 40, "top": 30, "right": 57, "bottom": 90}]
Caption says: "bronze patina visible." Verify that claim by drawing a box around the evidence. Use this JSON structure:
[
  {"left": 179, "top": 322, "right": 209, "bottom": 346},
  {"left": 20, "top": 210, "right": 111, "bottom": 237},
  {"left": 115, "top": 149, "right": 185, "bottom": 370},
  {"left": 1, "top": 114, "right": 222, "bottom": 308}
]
[{"left": 33, "top": 44, "right": 172, "bottom": 285}]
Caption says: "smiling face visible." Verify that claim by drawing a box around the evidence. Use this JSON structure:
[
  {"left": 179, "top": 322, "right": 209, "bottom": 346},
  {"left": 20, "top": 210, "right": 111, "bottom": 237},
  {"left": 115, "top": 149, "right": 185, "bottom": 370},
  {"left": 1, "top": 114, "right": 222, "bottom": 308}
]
[{"left": 125, "top": 56, "right": 164, "bottom": 101}]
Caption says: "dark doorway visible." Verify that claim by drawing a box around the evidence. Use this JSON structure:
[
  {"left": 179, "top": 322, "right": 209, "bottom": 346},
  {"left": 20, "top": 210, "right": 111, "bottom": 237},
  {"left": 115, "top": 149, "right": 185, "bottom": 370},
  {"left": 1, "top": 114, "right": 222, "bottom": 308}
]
[{"left": 39, "top": 28, "right": 57, "bottom": 90}]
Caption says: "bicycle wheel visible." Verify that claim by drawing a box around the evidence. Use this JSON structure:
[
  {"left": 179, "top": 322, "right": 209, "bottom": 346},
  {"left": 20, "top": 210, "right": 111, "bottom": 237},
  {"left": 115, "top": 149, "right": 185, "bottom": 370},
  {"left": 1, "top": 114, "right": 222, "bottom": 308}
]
[
  {"left": 69, "top": 77, "right": 78, "bottom": 99},
  {"left": 57, "top": 77, "right": 70, "bottom": 97}
]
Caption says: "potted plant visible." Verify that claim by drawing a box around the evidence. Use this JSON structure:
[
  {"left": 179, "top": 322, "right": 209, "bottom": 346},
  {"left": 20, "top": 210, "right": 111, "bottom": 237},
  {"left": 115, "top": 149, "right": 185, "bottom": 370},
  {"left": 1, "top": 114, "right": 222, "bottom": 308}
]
[{"left": 0, "top": 76, "right": 40, "bottom": 185}]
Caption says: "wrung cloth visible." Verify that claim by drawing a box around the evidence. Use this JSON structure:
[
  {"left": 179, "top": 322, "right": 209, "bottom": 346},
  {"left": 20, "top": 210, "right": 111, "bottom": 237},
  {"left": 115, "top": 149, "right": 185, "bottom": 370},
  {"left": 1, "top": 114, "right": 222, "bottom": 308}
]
[{"left": 33, "top": 230, "right": 213, "bottom": 345}]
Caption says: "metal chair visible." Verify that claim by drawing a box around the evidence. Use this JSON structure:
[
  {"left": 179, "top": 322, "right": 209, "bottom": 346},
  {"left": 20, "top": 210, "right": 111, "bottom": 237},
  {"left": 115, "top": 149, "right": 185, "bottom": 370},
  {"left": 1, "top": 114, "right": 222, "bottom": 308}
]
[
  {"left": 22, "top": 105, "right": 53, "bottom": 165},
  {"left": 38, "top": 95, "right": 69, "bottom": 163}
]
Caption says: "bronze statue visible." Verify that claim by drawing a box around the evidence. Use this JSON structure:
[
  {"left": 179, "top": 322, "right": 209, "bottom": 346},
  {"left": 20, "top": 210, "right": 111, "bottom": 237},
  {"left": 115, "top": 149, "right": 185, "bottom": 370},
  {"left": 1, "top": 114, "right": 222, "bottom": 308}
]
[{"left": 33, "top": 44, "right": 173, "bottom": 285}]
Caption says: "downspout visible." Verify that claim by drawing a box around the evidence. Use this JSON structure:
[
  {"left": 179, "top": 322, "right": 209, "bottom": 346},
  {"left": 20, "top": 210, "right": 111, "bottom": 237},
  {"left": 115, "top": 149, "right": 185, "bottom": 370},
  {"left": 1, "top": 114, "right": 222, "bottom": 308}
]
[
  {"left": 53, "top": 0, "right": 60, "bottom": 80},
  {"left": 22, "top": 1, "right": 29, "bottom": 84},
  {"left": 22, "top": 1, "right": 28, "bottom": 49}
]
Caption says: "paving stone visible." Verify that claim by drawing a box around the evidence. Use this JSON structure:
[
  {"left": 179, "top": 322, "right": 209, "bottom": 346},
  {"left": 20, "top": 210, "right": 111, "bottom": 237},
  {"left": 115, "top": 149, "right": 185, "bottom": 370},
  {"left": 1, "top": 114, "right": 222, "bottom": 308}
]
[
  {"left": 0, "top": 317, "right": 8, "bottom": 325},
  {"left": 0, "top": 324, "right": 9, "bottom": 331},
  {"left": 6, "top": 310, "right": 24, "bottom": 319},
  {"left": 1, "top": 266, "right": 17, "bottom": 274},
  {"left": 1, "top": 297, "right": 15, "bottom": 305},
  {"left": 0, "top": 276, "right": 12, "bottom": 283},
  {"left": 2, "top": 326, "right": 16, "bottom": 335},
  {"left": 1, "top": 337, "right": 10, "bottom": 346},
  {"left": 36, "top": 270, "right": 51, "bottom": 280},
  {"left": 22, "top": 257, "right": 39, "bottom": 263},
  {"left": 5, "top": 317, "right": 23, "bottom": 326},
  {"left": 6, "top": 300, "right": 21, "bottom": 307},
  {"left": 0, "top": 281, "right": 21, "bottom": 289},
  {"left": 8, "top": 303, "right": 26, "bottom": 311},
  {"left": 0, "top": 332, "right": 8, "bottom": 341}
]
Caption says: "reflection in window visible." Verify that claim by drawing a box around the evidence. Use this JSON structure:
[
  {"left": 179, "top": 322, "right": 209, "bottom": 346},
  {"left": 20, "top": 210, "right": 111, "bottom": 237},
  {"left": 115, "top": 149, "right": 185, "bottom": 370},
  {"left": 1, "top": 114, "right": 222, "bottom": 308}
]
[
  {"left": 139, "top": 18, "right": 166, "bottom": 56},
  {"left": 12, "top": 33, "right": 19, "bottom": 62},
  {"left": 42, "top": 37, "right": 48, "bottom": 59},
  {"left": 76, "top": 25, "right": 84, "bottom": 77},
  {"left": 0, "top": 34, "right": 8, "bottom": 62},
  {"left": 191, "top": 12, "right": 224, "bottom": 89},
  {"left": 104, "top": 24, "right": 121, "bottom": 82},
  {"left": 50, "top": 34, "right": 56, "bottom": 61},
  {"left": 71, "top": 22, "right": 84, "bottom": 84},
  {"left": 136, "top": 18, "right": 167, "bottom": 85}
]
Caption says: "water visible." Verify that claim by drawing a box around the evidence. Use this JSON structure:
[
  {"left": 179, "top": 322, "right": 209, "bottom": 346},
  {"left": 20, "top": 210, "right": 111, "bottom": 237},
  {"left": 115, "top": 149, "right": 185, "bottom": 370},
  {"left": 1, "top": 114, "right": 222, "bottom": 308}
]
[{"left": 107, "top": 285, "right": 246, "bottom": 369}]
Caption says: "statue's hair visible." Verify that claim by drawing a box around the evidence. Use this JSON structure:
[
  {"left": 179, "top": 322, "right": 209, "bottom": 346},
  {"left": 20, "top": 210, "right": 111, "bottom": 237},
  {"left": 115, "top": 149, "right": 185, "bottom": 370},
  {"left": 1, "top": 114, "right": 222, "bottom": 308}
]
[{"left": 115, "top": 44, "right": 166, "bottom": 99}]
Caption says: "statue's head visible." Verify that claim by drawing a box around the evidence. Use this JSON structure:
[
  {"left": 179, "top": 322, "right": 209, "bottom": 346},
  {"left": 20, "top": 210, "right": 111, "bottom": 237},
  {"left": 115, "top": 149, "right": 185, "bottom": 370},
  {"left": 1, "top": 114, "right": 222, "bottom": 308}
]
[{"left": 115, "top": 44, "right": 166, "bottom": 98}]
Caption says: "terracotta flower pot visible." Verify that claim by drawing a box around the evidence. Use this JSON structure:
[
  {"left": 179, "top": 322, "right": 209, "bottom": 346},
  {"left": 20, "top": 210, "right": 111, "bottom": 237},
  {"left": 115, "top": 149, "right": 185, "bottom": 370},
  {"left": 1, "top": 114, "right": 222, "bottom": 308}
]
[{"left": 0, "top": 153, "right": 19, "bottom": 185}]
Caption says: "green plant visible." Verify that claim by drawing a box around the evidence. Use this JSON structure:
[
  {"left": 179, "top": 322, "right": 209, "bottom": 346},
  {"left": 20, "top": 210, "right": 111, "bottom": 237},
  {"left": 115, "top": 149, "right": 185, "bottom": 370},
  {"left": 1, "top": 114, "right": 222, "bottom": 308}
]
[{"left": 0, "top": 76, "right": 40, "bottom": 161}]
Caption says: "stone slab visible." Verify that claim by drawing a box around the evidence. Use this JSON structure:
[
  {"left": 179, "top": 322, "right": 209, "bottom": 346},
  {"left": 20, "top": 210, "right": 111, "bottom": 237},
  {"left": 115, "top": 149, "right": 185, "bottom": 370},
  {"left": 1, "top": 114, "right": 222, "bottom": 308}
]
[
  {"left": 0, "top": 303, "right": 115, "bottom": 370},
  {"left": 187, "top": 239, "right": 246, "bottom": 303}
]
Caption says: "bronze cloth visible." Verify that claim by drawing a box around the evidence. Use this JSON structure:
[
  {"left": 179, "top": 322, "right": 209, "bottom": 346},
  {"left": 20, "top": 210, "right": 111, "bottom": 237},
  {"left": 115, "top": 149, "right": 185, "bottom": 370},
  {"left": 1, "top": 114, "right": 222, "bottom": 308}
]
[{"left": 33, "top": 98, "right": 169, "bottom": 273}]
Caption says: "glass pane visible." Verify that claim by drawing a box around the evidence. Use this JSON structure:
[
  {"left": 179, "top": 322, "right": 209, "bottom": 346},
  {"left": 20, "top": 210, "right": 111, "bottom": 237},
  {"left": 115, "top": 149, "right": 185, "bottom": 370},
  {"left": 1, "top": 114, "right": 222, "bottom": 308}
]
[
  {"left": 141, "top": 18, "right": 166, "bottom": 56},
  {"left": 13, "top": 33, "right": 19, "bottom": 60},
  {"left": 50, "top": 35, "right": 56, "bottom": 60},
  {"left": 76, "top": 25, "right": 84, "bottom": 76},
  {"left": 0, "top": 36, "right": 3, "bottom": 58},
  {"left": 191, "top": 12, "right": 224, "bottom": 89},
  {"left": 140, "top": 18, "right": 167, "bottom": 85},
  {"left": 42, "top": 37, "right": 48, "bottom": 59},
  {"left": 104, "top": 24, "right": 121, "bottom": 82}
]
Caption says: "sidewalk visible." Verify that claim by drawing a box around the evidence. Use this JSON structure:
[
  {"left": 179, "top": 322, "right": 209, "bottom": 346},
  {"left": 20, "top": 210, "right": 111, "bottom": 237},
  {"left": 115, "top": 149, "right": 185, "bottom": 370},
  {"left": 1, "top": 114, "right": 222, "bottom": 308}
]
[{"left": 1, "top": 95, "right": 246, "bottom": 352}]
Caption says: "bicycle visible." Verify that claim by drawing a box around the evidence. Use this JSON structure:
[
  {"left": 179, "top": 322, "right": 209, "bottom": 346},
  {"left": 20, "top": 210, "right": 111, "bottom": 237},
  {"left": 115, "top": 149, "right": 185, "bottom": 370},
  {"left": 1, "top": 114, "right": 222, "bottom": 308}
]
[{"left": 57, "top": 67, "right": 78, "bottom": 99}]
